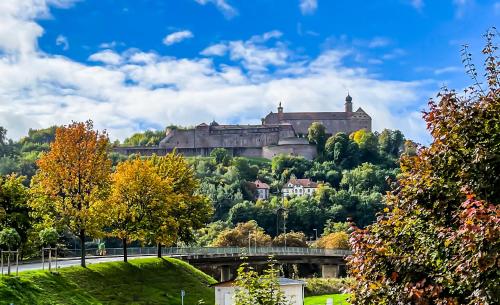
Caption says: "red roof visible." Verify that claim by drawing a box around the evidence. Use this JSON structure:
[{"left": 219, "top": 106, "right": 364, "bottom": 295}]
[
  {"left": 253, "top": 180, "right": 270, "bottom": 189},
  {"left": 287, "top": 178, "right": 318, "bottom": 188}
]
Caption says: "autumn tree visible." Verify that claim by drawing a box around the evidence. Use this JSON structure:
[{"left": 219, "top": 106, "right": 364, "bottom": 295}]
[
  {"left": 212, "top": 220, "right": 271, "bottom": 247},
  {"left": 314, "top": 232, "right": 349, "bottom": 249},
  {"left": 348, "top": 31, "right": 500, "bottom": 305},
  {"left": 30, "top": 121, "right": 111, "bottom": 267},
  {"left": 272, "top": 231, "right": 308, "bottom": 247},
  {"left": 151, "top": 152, "right": 212, "bottom": 257},
  {"left": 108, "top": 158, "right": 172, "bottom": 262}
]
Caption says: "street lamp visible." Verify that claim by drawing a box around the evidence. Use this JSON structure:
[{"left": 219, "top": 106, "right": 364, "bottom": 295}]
[{"left": 313, "top": 229, "right": 318, "bottom": 240}]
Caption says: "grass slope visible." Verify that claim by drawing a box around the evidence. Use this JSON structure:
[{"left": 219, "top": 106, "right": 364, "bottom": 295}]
[
  {"left": 305, "top": 294, "right": 350, "bottom": 305},
  {"left": 0, "top": 258, "right": 216, "bottom": 305}
]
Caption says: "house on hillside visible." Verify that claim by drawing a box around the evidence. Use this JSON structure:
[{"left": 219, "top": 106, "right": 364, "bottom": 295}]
[
  {"left": 253, "top": 180, "right": 270, "bottom": 200},
  {"left": 213, "top": 278, "right": 305, "bottom": 305},
  {"left": 282, "top": 178, "right": 318, "bottom": 197}
]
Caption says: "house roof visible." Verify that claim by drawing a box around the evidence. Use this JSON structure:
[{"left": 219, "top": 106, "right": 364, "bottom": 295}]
[
  {"left": 253, "top": 180, "right": 270, "bottom": 189},
  {"left": 211, "top": 278, "right": 305, "bottom": 287},
  {"left": 286, "top": 178, "right": 318, "bottom": 188}
]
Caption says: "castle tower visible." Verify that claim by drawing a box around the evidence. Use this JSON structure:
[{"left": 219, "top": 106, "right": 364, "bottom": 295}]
[
  {"left": 278, "top": 101, "right": 283, "bottom": 114},
  {"left": 345, "top": 94, "right": 353, "bottom": 113}
]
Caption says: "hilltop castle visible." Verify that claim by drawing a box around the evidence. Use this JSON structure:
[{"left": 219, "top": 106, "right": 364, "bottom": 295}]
[{"left": 114, "top": 95, "right": 371, "bottom": 160}]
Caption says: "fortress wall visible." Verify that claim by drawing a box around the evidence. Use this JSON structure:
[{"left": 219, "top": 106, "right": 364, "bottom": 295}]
[{"left": 281, "top": 119, "right": 353, "bottom": 136}]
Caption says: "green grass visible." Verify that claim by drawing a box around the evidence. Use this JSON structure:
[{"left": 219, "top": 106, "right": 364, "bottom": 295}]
[
  {"left": 0, "top": 257, "right": 216, "bottom": 305},
  {"left": 305, "top": 294, "right": 350, "bottom": 305}
]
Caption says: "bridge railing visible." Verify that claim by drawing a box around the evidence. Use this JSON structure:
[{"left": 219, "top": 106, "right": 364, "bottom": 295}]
[{"left": 55, "top": 246, "right": 352, "bottom": 259}]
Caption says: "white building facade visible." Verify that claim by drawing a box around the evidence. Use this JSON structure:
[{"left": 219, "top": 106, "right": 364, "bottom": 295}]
[
  {"left": 214, "top": 278, "right": 305, "bottom": 305},
  {"left": 282, "top": 178, "right": 318, "bottom": 197},
  {"left": 253, "top": 180, "right": 270, "bottom": 200}
]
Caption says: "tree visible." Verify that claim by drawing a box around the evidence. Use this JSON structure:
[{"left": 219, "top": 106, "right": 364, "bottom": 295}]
[
  {"left": 340, "top": 163, "right": 395, "bottom": 194},
  {"left": 0, "top": 228, "right": 21, "bottom": 250},
  {"left": 378, "top": 129, "right": 405, "bottom": 157},
  {"left": 350, "top": 129, "right": 379, "bottom": 163},
  {"left": 212, "top": 220, "right": 271, "bottom": 247},
  {"left": 151, "top": 152, "right": 212, "bottom": 257},
  {"left": 272, "top": 231, "right": 308, "bottom": 247},
  {"left": 308, "top": 122, "right": 327, "bottom": 156},
  {"left": 210, "top": 148, "right": 231, "bottom": 165},
  {"left": 38, "top": 227, "right": 58, "bottom": 247},
  {"left": 325, "top": 133, "right": 359, "bottom": 169},
  {"left": 0, "top": 174, "right": 31, "bottom": 254},
  {"left": 234, "top": 260, "right": 293, "bottom": 305},
  {"left": 30, "top": 121, "right": 111, "bottom": 267},
  {"left": 322, "top": 220, "right": 350, "bottom": 235},
  {"left": 314, "top": 232, "right": 349, "bottom": 249},
  {"left": 108, "top": 158, "right": 172, "bottom": 262},
  {"left": 348, "top": 32, "right": 500, "bottom": 305}
]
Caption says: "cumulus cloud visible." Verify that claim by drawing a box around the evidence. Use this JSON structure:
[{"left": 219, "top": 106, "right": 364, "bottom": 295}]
[
  {"left": 163, "top": 30, "right": 194, "bottom": 46},
  {"left": 56, "top": 34, "right": 69, "bottom": 50},
  {"left": 194, "top": 0, "right": 238, "bottom": 19},
  {"left": 300, "top": 0, "right": 318, "bottom": 15},
  {"left": 0, "top": 0, "right": 434, "bottom": 145},
  {"left": 88, "top": 49, "right": 122, "bottom": 65}
]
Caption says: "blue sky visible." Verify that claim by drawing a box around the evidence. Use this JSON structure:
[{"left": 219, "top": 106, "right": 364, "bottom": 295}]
[{"left": 0, "top": 0, "right": 498, "bottom": 143}]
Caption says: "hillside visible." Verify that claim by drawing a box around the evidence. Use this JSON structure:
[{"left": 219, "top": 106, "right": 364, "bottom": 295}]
[{"left": 0, "top": 258, "right": 217, "bottom": 305}]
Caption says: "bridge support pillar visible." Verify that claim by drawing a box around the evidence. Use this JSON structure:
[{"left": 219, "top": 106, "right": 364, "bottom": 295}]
[
  {"left": 321, "top": 264, "right": 339, "bottom": 278},
  {"left": 220, "top": 265, "right": 232, "bottom": 282}
]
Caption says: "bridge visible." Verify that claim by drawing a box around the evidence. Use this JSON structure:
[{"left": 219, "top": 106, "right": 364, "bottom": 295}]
[{"left": 13, "top": 247, "right": 352, "bottom": 281}]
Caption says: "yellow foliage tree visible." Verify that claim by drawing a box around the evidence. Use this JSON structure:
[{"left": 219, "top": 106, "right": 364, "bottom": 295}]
[
  {"left": 108, "top": 158, "right": 173, "bottom": 262},
  {"left": 212, "top": 220, "right": 272, "bottom": 247},
  {"left": 314, "top": 232, "right": 350, "bottom": 249},
  {"left": 30, "top": 121, "right": 111, "bottom": 267},
  {"left": 150, "top": 152, "right": 212, "bottom": 257}
]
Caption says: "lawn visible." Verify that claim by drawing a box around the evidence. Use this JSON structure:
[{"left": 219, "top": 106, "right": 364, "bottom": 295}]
[
  {"left": 305, "top": 294, "right": 350, "bottom": 305},
  {"left": 0, "top": 257, "right": 217, "bottom": 305}
]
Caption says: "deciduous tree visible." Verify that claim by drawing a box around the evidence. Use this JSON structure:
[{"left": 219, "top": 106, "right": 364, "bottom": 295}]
[
  {"left": 212, "top": 220, "right": 271, "bottom": 247},
  {"left": 30, "top": 121, "right": 111, "bottom": 267},
  {"left": 348, "top": 32, "right": 500, "bottom": 305}
]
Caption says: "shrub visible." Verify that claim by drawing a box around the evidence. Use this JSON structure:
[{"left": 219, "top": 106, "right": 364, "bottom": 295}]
[{"left": 304, "top": 278, "right": 354, "bottom": 296}]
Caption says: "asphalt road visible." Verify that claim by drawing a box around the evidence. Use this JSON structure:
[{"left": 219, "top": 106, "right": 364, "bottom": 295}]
[{"left": 11, "top": 255, "right": 154, "bottom": 273}]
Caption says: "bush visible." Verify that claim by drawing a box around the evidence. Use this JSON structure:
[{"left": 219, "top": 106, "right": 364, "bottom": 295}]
[
  {"left": 304, "top": 277, "right": 354, "bottom": 296},
  {"left": 39, "top": 228, "right": 59, "bottom": 247},
  {"left": 0, "top": 228, "right": 21, "bottom": 250}
]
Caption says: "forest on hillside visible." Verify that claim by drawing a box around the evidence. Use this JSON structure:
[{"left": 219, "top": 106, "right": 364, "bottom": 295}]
[{"left": 0, "top": 123, "right": 416, "bottom": 255}]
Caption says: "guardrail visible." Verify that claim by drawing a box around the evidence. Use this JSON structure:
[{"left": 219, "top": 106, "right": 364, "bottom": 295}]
[{"left": 57, "top": 247, "right": 352, "bottom": 259}]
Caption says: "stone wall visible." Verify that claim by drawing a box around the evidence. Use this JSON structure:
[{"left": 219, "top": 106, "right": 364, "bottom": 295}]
[{"left": 262, "top": 144, "right": 317, "bottom": 160}]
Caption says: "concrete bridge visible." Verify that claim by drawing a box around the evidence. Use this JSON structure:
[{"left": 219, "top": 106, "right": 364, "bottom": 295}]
[{"left": 14, "top": 247, "right": 352, "bottom": 281}]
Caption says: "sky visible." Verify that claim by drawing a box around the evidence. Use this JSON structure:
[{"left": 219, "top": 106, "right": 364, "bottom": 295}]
[{"left": 0, "top": 0, "right": 498, "bottom": 144}]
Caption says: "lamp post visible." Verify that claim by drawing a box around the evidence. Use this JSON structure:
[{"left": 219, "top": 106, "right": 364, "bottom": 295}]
[
  {"left": 248, "top": 232, "right": 251, "bottom": 254},
  {"left": 313, "top": 229, "right": 318, "bottom": 240}
]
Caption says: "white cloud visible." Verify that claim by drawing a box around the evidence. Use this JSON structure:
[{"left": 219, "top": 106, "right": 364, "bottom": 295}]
[
  {"left": 88, "top": 49, "right": 122, "bottom": 65},
  {"left": 0, "top": 0, "right": 434, "bottom": 145},
  {"left": 201, "top": 43, "right": 228, "bottom": 56},
  {"left": 368, "top": 37, "right": 391, "bottom": 48},
  {"left": 434, "top": 66, "right": 461, "bottom": 75},
  {"left": 300, "top": 0, "right": 318, "bottom": 15},
  {"left": 163, "top": 30, "right": 194, "bottom": 46},
  {"left": 382, "top": 48, "right": 406, "bottom": 60},
  {"left": 194, "top": 0, "right": 238, "bottom": 19},
  {"left": 55, "top": 34, "right": 69, "bottom": 50},
  {"left": 453, "top": 0, "right": 472, "bottom": 18}
]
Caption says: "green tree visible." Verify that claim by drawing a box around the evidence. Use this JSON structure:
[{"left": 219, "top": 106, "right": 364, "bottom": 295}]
[
  {"left": 234, "top": 260, "right": 293, "bottom": 305},
  {"left": 378, "top": 129, "right": 405, "bottom": 157},
  {"left": 38, "top": 227, "right": 59, "bottom": 247},
  {"left": 0, "top": 228, "right": 21, "bottom": 250},
  {"left": 340, "top": 163, "right": 395, "bottom": 194},
  {"left": 0, "top": 174, "right": 31, "bottom": 254},
  {"left": 322, "top": 220, "right": 350, "bottom": 235},
  {"left": 348, "top": 33, "right": 500, "bottom": 305},
  {"left": 325, "top": 133, "right": 359, "bottom": 169},
  {"left": 210, "top": 148, "right": 232, "bottom": 165},
  {"left": 350, "top": 129, "right": 379, "bottom": 163},
  {"left": 308, "top": 122, "right": 327, "bottom": 156}
]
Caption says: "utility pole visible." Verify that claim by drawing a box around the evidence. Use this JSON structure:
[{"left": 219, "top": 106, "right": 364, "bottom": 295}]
[{"left": 313, "top": 229, "right": 318, "bottom": 240}]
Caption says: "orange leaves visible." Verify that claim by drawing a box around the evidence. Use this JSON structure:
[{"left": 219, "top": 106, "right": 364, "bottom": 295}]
[{"left": 30, "top": 120, "right": 111, "bottom": 237}]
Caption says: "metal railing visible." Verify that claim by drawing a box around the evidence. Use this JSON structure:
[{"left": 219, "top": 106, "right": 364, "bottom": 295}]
[{"left": 57, "top": 247, "right": 352, "bottom": 259}]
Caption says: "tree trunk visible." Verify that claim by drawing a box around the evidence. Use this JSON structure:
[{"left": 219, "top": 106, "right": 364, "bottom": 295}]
[
  {"left": 80, "top": 229, "right": 86, "bottom": 268},
  {"left": 123, "top": 238, "right": 128, "bottom": 262},
  {"left": 157, "top": 243, "right": 162, "bottom": 258}
]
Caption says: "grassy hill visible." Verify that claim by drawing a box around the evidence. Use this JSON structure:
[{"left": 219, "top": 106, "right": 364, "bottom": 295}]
[{"left": 0, "top": 258, "right": 216, "bottom": 305}]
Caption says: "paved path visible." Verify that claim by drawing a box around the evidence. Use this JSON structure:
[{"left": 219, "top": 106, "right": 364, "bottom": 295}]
[{"left": 14, "top": 255, "right": 155, "bottom": 273}]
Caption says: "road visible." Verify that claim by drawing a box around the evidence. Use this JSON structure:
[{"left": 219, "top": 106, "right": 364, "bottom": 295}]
[{"left": 13, "top": 255, "right": 155, "bottom": 273}]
